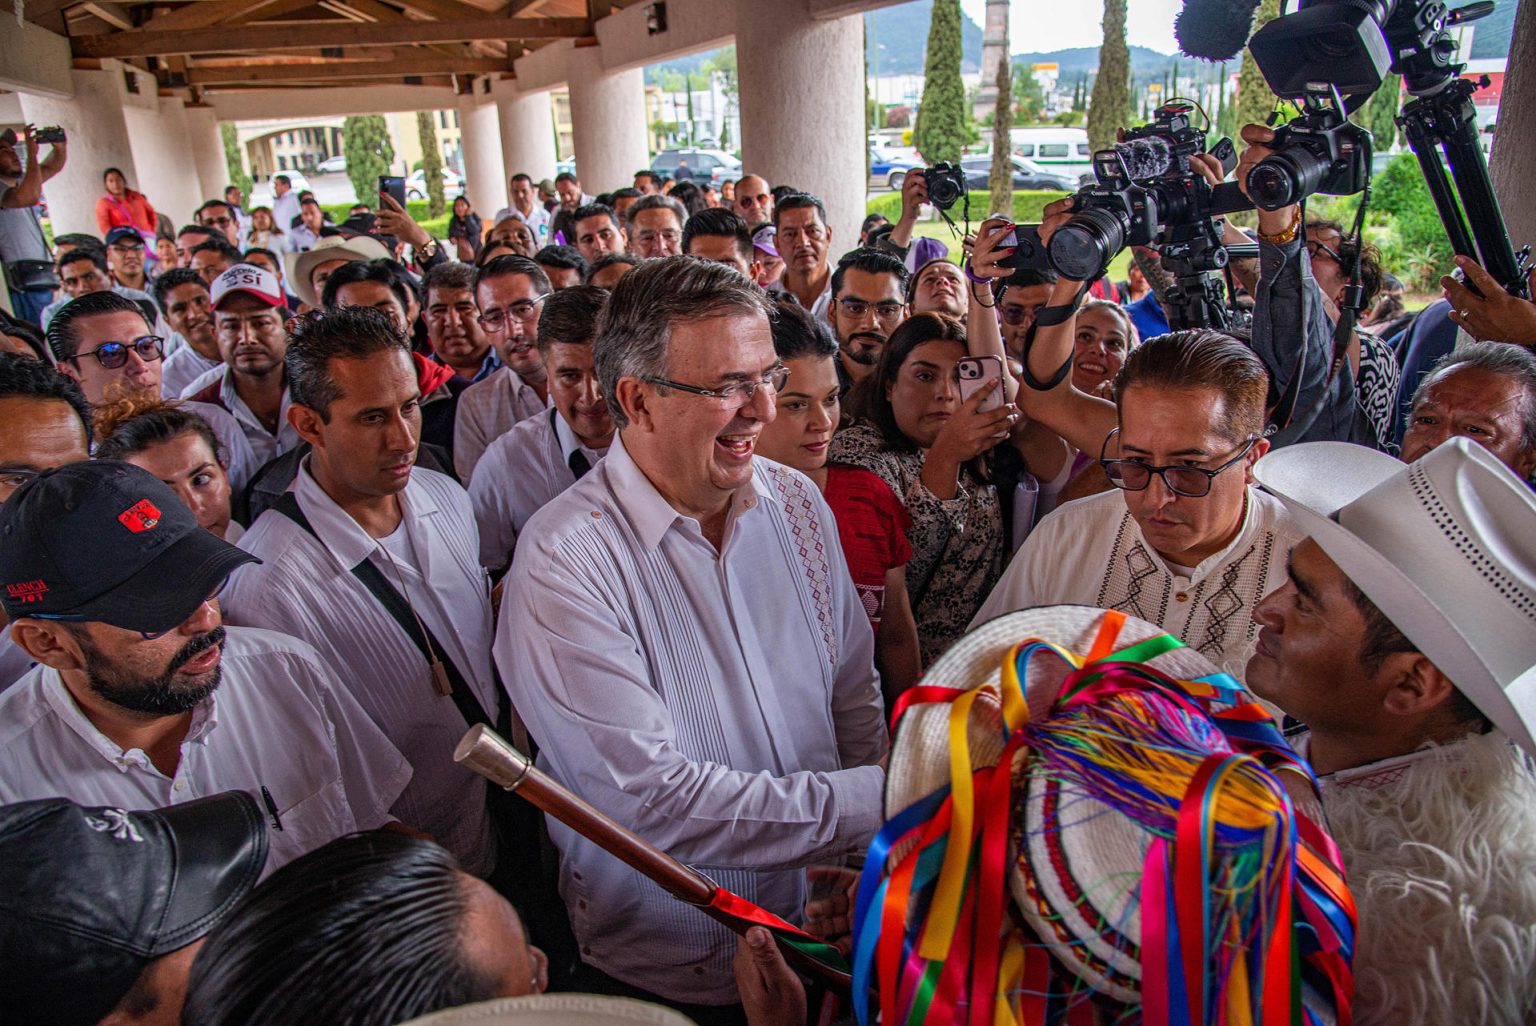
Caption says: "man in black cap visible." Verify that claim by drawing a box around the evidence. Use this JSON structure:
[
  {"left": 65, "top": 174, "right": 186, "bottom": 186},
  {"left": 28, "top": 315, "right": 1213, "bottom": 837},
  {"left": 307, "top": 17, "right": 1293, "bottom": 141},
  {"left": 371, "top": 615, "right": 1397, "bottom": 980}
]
[
  {"left": 0, "top": 791, "right": 267, "bottom": 1026},
  {"left": 0, "top": 460, "right": 413, "bottom": 872}
]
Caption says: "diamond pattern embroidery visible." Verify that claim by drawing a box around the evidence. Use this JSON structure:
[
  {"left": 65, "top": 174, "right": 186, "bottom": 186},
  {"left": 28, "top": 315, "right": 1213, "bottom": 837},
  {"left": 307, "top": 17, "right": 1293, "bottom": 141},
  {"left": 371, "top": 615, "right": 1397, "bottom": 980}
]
[{"left": 768, "top": 468, "right": 838, "bottom": 669}]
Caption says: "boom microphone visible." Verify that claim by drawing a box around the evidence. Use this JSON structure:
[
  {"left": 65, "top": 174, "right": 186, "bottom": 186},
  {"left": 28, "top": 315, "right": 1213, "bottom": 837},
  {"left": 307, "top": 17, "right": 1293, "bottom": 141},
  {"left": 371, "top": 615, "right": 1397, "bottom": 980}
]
[
  {"left": 1116, "top": 137, "right": 1174, "bottom": 180},
  {"left": 1173, "top": 0, "right": 1263, "bottom": 62}
]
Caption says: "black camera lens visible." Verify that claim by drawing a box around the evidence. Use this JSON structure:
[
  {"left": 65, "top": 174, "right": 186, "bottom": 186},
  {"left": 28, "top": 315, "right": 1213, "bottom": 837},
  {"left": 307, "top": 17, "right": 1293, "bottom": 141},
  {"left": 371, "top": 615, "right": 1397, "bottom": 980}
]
[
  {"left": 1048, "top": 207, "right": 1127, "bottom": 282},
  {"left": 1247, "top": 150, "right": 1331, "bottom": 211}
]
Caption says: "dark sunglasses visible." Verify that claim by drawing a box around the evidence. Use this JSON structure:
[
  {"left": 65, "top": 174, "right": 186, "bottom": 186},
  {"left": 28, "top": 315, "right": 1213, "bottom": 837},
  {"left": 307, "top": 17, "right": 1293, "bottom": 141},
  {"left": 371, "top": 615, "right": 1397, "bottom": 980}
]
[{"left": 72, "top": 335, "right": 164, "bottom": 370}]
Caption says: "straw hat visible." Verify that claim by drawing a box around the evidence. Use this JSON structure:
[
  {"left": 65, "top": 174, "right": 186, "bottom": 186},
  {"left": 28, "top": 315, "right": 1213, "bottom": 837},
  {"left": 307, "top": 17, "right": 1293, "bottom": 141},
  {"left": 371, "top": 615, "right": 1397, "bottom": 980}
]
[
  {"left": 1254, "top": 436, "right": 1536, "bottom": 757},
  {"left": 874, "top": 605, "right": 1345, "bottom": 1018},
  {"left": 397, "top": 995, "right": 696, "bottom": 1026}
]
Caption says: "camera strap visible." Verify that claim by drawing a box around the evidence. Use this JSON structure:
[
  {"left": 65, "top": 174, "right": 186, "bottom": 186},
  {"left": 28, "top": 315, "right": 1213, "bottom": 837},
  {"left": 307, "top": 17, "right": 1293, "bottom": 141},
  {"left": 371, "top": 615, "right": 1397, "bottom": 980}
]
[{"left": 1019, "top": 280, "right": 1094, "bottom": 391}]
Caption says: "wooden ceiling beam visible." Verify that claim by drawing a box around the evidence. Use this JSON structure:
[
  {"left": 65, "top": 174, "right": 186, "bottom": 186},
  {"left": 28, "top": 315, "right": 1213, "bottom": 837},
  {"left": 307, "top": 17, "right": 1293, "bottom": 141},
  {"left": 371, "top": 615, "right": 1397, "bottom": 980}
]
[
  {"left": 186, "top": 54, "right": 509, "bottom": 82},
  {"left": 74, "top": 13, "right": 587, "bottom": 56}
]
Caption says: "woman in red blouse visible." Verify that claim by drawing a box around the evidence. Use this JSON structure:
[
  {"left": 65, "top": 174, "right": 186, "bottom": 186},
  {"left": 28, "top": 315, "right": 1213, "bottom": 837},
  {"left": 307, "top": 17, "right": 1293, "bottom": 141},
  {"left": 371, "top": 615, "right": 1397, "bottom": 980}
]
[
  {"left": 756, "top": 299, "right": 922, "bottom": 705},
  {"left": 94, "top": 167, "right": 157, "bottom": 239}
]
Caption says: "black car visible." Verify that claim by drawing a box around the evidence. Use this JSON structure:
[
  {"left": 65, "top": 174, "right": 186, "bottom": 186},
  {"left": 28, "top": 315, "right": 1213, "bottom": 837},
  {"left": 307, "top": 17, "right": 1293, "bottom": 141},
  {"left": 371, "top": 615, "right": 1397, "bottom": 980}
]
[
  {"left": 959, "top": 155, "right": 1075, "bottom": 192},
  {"left": 650, "top": 148, "right": 742, "bottom": 186}
]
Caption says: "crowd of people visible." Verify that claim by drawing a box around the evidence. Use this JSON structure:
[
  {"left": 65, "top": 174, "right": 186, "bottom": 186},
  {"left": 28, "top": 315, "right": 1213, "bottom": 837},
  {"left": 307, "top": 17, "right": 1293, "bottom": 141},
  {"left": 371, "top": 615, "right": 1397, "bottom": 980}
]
[{"left": 1, "top": 113, "right": 1535, "bottom": 1026}]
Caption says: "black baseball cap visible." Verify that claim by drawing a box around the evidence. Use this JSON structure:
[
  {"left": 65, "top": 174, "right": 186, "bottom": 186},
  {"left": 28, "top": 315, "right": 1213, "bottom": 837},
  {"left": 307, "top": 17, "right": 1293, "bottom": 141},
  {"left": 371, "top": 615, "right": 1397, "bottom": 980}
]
[
  {"left": 0, "top": 460, "right": 259, "bottom": 634},
  {"left": 0, "top": 791, "right": 269, "bottom": 1026},
  {"left": 105, "top": 226, "right": 145, "bottom": 248}
]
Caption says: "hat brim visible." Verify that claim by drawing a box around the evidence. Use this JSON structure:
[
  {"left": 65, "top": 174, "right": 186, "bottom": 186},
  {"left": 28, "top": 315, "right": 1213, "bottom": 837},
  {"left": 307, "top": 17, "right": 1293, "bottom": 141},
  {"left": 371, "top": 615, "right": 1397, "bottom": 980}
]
[
  {"left": 150, "top": 791, "right": 269, "bottom": 953},
  {"left": 397, "top": 995, "right": 699, "bottom": 1025},
  {"left": 75, "top": 528, "right": 259, "bottom": 635},
  {"left": 284, "top": 237, "right": 392, "bottom": 307}
]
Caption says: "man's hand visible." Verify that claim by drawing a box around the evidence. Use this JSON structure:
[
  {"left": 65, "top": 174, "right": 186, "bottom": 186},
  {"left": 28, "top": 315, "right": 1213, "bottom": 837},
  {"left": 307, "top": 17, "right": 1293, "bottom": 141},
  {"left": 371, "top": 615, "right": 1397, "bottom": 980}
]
[
  {"left": 899, "top": 170, "right": 930, "bottom": 226},
  {"left": 1442, "top": 255, "right": 1536, "bottom": 345},
  {"left": 803, "top": 865, "right": 861, "bottom": 955},
  {"left": 1234, "top": 124, "right": 1297, "bottom": 239},
  {"left": 22, "top": 124, "right": 39, "bottom": 166},
  {"left": 1035, "top": 196, "right": 1076, "bottom": 266},
  {"left": 733, "top": 927, "right": 807, "bottom": 1026},
  {"left": 374, "top": 191, "right": 432, "bottom": 249}
]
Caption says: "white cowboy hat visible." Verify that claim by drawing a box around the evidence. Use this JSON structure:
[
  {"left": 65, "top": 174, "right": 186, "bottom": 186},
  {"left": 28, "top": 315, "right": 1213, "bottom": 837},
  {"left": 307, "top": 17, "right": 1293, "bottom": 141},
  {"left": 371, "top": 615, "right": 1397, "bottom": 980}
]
[
  {"left": 1254, "top": 436, "right": 1536, "bottom": 758},
  {"left": 883, "top": 605, "right": 1336, "bottom": 1009},
  {"left": 283, "top": 234, "right": 393, "bottom": 308},
  {"left": 396, "top": 994, "right": 697, "bottom": 1026}
]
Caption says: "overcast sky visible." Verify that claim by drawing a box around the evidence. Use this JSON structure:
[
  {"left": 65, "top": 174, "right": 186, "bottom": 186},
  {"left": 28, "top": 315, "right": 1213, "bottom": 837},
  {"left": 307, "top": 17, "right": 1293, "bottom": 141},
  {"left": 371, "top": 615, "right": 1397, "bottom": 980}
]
[{"left": 957, "top": 0, "right": 1187, "bottom": 55}]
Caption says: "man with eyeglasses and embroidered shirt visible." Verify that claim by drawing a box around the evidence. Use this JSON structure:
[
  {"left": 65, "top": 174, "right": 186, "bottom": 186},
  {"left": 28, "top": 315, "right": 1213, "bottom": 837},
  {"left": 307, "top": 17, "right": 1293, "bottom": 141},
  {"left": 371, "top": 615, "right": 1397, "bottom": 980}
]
[
  {"left": 452, "top": 256, "right": 553, "bottom": 481},
  {"left": 496, "top": 257, "right": 886, "bottom": 1020},
  {"left": 469, "top": 285, "right": 610, "bottom": 574},
  {"left": 183, "top": 265, "right": 300, "bottom": 468},
  {"left": 828, "top": 249, "right": 909, "bottom": 394},
  {"left": 625, "top": 195, "right": 686, "bottom": 260},
  {"left": 223, "top": 305, "right": 502, "bottom": 880},
  {"left": 45, "top": 290, "right": 259, "bottom": 490},
  {"left": 0, "top": 458, "right": 412, "bottom": 875}
]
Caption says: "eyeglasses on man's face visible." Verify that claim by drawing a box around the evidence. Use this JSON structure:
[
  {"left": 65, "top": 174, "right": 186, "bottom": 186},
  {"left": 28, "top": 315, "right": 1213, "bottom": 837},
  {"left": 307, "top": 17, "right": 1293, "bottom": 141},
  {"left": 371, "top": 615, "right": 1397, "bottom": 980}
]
[
  {"left": 477, "top": 295, "right": 548, "bottom": 332},
  {"left": 643, "top": 365, "right": 791, "bottom": 410},
  {"left": 836, "top": 297, "right": 904, "bottom": 321},
  {"left": 1099, "top": 429, "right": 1258, "bottom": 499},
  {"left": 73, "top": 335, "right": 165, "bottom": 369}
]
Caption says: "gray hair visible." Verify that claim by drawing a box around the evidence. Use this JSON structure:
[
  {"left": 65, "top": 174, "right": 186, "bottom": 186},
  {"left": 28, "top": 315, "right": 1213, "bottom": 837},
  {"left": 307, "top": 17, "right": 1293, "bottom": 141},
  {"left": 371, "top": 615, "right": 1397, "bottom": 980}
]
[
  {"left": 1411, "top": 340, "right": 1536, "bottom": 453},
  {"left": 594, "top": 256, "right": 773, "bottom": 429},
  {"left": 625, "top": 193, "right": 687, "bottom": 231}
]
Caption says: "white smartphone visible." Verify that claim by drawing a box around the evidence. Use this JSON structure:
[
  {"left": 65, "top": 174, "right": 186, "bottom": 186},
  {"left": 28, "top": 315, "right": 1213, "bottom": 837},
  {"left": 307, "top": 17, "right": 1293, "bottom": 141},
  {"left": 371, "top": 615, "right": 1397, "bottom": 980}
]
[{"left": 957, "top": 355, "right": 1005, "bottom": 413}]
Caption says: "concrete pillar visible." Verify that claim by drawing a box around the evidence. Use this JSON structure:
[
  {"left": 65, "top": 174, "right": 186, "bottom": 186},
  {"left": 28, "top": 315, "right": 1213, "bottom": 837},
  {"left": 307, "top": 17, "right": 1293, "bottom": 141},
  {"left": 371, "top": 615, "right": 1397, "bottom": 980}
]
[
  {"left": 125, "top": 97, "right": 204, "bottom": 227},
  {"left": 185, "top": 105, "right": 233, "bottom": 211},
  {"left": 736, "top": 0, "right": 866, "bottom": 258},
  {"left": 19, "top": 67, "right": 145, "bottom": 238},
  {"left": 496, "top": 87, "right": 559, "bottom": 186},
  {"left": 566, "top": 50, "right": 649, "bottom": 194},
  {"left": 458, "top": 95, "right": 509, "bottom": 218},
  {"left": 1491, "top": 0, "right": 1536, "bottom": 262}
]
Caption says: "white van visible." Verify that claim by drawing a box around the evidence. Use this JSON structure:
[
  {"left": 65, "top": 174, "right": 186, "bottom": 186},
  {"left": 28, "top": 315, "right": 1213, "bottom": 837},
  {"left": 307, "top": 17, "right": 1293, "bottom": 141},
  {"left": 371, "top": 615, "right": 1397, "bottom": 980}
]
[{"left": 1009, "top": 127, "right": 1093, "bottom": 180}]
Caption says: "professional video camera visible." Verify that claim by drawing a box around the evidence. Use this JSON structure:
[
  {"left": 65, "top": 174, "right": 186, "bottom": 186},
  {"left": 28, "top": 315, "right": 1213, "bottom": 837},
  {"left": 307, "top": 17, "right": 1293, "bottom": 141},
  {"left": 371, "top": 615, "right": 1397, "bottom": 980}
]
[
  {"left": 1174, "top": 0, "right": 1527, "bottom": 298},
  {"left": 1247, "top": 83, "right": 1373, "bottom": 211}
]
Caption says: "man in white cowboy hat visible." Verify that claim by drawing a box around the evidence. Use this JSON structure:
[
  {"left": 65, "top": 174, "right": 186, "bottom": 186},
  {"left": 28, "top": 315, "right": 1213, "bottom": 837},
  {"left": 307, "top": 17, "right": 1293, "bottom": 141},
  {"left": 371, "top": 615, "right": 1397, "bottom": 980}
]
[
  {"left": 1246, "top": 436, "right": 1536, "bottom": 1026},
  {"left": 283, "top": 234, "right": 394, "bottom": 312}
]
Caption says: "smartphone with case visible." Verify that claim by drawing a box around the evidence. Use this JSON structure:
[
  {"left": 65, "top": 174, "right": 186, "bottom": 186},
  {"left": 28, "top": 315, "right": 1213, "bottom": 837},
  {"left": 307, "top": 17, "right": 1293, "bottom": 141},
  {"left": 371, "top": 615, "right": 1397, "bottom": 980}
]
[
  {"left": 957, "top": 355, "right": 1005, "bottom": 413},
  {"left": 379, "top": 175, "right": 406, "bottom": 209}
]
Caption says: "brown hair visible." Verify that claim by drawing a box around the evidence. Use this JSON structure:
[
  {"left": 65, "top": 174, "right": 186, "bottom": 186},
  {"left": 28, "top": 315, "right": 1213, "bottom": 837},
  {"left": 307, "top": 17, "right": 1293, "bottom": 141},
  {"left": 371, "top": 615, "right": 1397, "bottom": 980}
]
[
  {"left": 1112, "top": 329, "right": 1268, "bottom": 443},
  {"left": 848, "top": 312, "right": 968, "bottom": 454},
  {"left": 94, "top": 396, "right": 225, "bottom": 466}
]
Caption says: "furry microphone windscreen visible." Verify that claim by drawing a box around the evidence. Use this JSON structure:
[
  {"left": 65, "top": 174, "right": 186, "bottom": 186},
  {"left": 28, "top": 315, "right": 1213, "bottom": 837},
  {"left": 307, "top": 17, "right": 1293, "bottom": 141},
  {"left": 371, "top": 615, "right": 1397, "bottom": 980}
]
[
  {"left": 1117, "top": 138, "right": 1174, "bottom": 181},
  {"left": 1174, "top": 0, "right": 1263, "bottom": 61}
]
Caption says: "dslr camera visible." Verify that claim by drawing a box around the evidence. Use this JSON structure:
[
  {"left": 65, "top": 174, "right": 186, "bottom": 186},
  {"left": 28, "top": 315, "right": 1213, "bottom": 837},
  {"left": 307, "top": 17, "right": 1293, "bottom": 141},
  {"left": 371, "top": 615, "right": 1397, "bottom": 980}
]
[
  {"left": 1039, "top": 102, "right": 1250, "bottom": 282},
  {"left": 921, "top": 162, "right": 968, "bottom": 212},
  {"left": 1245, "top": 83, "right": 1372, "bottom": 210}
]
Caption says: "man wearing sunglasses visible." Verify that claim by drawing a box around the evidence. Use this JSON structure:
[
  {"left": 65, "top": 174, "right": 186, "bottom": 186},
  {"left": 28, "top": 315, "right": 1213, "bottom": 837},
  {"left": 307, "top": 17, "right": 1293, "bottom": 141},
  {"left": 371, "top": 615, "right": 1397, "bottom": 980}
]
[
  {"left": 495, "top": 257, "right": 885, "bottom": 1016},
  {"left": 0, "top": 460, "right": 412, "bottom": 873},
  {"left": 975, "top": 329, "right": 1307, "bottom": 681}
]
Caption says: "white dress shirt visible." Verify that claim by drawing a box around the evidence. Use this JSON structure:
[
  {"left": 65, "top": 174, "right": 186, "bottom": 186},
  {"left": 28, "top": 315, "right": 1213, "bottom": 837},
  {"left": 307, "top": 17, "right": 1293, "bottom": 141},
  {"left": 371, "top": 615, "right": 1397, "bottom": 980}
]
[
  {"left": 271, "top": 191, "right": 302, "bottom": 239},
  {"left": 161, "top": 343, "right": 223, "bottom": 399},
  {"left": 0, "top": 631, "right": 33, "bottom": 694},
  {"left": 452, "top": 367, "right": 548, "bottom": 481},
  {"left": 495, "top": 434, "right": 888, "bottom": 1003},
  {"left": 0, "top": 627, "right": 410, "bottom": 874},
  {"left": 222, "top": 459, "right": 501, "bottom": 876},
  {"left": 180, "top": 364, "right": 300, "bottom": 468},
  {"left": 491, "top": 202, "right": 550, "bottom": 242},
  {"left": 973, "top": 486, "right": 1305, "bottom": 679},
  {"left": 468, "top": 408, "right": 606, "bottom": 571}
]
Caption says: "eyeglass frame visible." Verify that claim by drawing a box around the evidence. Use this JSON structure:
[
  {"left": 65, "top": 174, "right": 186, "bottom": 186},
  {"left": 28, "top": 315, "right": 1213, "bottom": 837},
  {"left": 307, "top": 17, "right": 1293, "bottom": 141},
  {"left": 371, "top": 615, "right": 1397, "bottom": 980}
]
[
  {"left": 632, "top": 228, "right": 682, "bottom": 245},
  {"left": 0, "top": 467, "right": 42, "bottom": 492},
  {"left": 642, "top": 364, "right": 791, "bottom": 408},
  {"left": 1097, "top": 427, "right": 1259, "bottom": 499},
  {"left": 835, "top": 296, "right": 905, "bottom": 321},
  {"left": 477, "top": 293, "right": 548, "bottom": 332},
  {"left": 70, "top": 335, "right": 165, "bottom": 369},
  {"left": 27, "top": 579, "right": 228, "bottom": 640}
]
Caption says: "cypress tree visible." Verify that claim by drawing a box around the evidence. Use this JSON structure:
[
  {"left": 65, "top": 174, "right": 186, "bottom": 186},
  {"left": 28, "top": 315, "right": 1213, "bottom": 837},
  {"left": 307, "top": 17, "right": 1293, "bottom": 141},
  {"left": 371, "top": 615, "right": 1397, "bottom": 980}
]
[
  {"left": 1235, "top": 0, "right": 1282, "bottom": 133},
  {"left": 343, "top": 115, "right": 395, "bottom": 209},
  {"left": 1086, "top": 0, "right": 1131, "bottom": 153},
  {"left": 913, "top": 0, "right": 968, "bottom": 165},
  {"left": 989, "top": 53, "right": 1014, "bottom": 217},
  {"left": 416, "top": 111, "right": 445, "bottom": 219}
]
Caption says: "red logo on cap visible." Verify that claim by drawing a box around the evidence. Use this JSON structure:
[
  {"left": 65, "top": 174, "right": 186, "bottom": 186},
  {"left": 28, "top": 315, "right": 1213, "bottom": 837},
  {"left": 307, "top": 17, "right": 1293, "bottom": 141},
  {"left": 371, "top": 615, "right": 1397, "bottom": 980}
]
[
  {"left": 118, "top": 499, "right": 162, "bottom": 533},
  {"left": 5, "top": 580, "right": 48, "bottom": 604}
]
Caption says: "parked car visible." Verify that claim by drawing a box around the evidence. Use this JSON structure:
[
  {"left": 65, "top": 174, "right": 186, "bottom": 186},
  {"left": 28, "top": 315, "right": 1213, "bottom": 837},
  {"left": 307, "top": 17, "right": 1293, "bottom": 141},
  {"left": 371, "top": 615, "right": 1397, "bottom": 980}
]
[
  {"left": 870, "top": 148, "right": 920, "bottom": 190},
  {"left": 651, "top": 148, "right": 741, "bottom": 186},
  {"left": 313, "top": 155, "right": 347, "bottom": 175},
  {"left": 406, "top": 167, "right": 464, "bottom": 200},
  {"left": 959, "top": 155, "right": 1075, "bottom": 192}
]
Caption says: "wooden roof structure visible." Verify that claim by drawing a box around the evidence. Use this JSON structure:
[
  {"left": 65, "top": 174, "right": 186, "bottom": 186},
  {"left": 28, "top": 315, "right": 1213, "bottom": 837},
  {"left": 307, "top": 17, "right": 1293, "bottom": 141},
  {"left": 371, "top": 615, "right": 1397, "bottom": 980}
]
[{"left": 1, "top": 0, "right": 641, "bottom": 96}]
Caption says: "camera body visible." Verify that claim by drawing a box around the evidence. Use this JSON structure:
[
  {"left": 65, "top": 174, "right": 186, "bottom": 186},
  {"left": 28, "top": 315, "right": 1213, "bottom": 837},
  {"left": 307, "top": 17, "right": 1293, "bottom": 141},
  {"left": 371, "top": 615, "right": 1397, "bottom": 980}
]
[
  {"left": 921, "top": 163, "right": 968, "bottom": 212},
  {"left": 1246, "top": 84, "right": 1373, "bottom": 210},
  {"left": 35, "top": 127, "right": 66, "bottom": 144}
]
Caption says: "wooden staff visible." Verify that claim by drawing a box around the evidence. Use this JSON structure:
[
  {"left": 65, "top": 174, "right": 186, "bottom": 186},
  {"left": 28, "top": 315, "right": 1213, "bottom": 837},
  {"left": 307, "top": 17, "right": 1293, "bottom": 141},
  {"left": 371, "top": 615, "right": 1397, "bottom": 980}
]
[{"left": 454, "top": 724, "right": 852, "bottom": 989}]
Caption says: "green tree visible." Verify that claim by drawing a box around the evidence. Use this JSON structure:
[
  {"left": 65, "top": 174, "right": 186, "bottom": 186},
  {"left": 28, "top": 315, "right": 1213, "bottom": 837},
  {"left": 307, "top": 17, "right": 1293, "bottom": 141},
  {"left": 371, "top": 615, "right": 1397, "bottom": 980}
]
[
  {"left": 1214, "top": 62, "right": 1237, "bottom": 142},
  {"left": 343, "top": 115, "right": 395, "bottom": 208},
  {"left": 913, "top": 0, "right": 968, "bottom": 165},
  {"left": 1086, "top": 0, "right": 1131, "bottom": 153},
  {"left": 1362, "top": 75, "right": 1402, "bottom": 152},
  {"left": 1234, "top": 0, "right": 1281, "bottom": 133},
  {"left": 416, "top": 111, "right": 445, "bottom": 219},
  {"left": 704, "top": 47, "right": 740, "bottom": 153},
  {"left": 1012, "top": 63, "right": 1048, "bottom": 124},
  {"left": 220, "top": 123, "right": 253, "bottom": 197},
  {"left": 990, "top": 54, "right": 1014, "bottom": 216}
]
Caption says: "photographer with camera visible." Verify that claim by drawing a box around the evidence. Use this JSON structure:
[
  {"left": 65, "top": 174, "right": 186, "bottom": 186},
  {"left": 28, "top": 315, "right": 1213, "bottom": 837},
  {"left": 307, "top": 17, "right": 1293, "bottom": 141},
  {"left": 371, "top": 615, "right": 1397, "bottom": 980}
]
[{"left": 0, "top": 124, "right": 67, "bottom": 327}]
